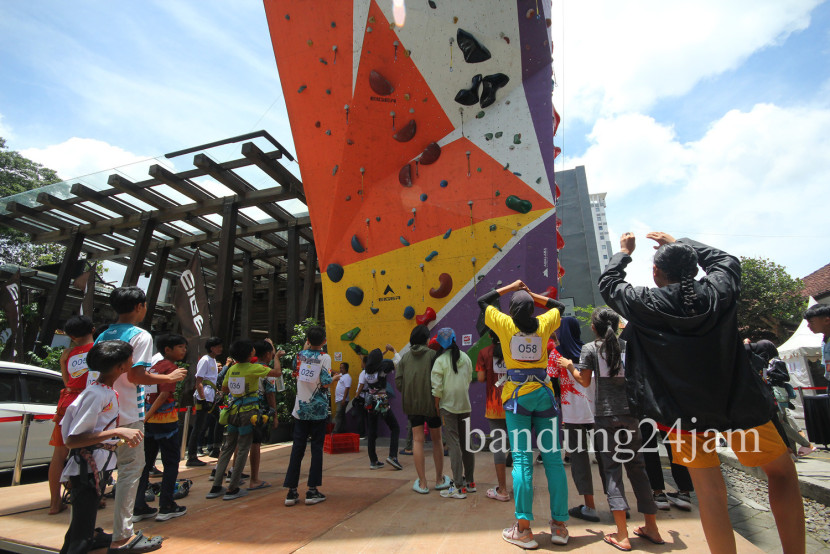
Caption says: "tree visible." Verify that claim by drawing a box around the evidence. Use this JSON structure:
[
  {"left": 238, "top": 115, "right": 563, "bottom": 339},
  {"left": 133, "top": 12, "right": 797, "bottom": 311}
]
[
  {"left": 738, "top": 256, "right": 807, "bottom": 345},
  {"left": 0, "top": 137, "right": 65, "bottom": 267}
]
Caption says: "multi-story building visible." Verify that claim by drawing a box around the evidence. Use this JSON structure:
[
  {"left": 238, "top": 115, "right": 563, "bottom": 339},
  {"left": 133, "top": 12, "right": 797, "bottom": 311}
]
[{"left": 589, "top": 192, "right": 614, "bottom": 271}]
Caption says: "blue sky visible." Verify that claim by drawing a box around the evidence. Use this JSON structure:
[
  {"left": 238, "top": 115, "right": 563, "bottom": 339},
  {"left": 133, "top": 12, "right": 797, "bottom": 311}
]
[{"left": 1, "top": 0, "right": 828, "bottom": 289}]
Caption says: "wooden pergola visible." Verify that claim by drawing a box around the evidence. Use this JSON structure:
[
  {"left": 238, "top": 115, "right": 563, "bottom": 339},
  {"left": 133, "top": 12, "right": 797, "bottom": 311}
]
[{"left": 0, "top": 131, "right": 320, "bottom": 350}]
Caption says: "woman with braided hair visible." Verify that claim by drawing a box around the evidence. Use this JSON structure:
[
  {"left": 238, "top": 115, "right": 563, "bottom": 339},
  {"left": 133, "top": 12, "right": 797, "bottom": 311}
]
[{"left": 599, "top": 232, "right": 804, "bottom": 553}]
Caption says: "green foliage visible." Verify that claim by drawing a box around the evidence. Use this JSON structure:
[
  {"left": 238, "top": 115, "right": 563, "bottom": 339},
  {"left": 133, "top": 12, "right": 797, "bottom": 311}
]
[
  {"left": 274, "top": 318, "right": 320, "bottom": 422},
  {"left": 738, "top": 256, "right": 807, "bottom": 344},
  {"left": 573, "top": 304, "right": 599, "bottom": 328},
  {"left": 0, "top": 137, "right": 65, "bottom": 267},
  {"left": 27, "top": 345, "right": 65, "bottom": 371}
]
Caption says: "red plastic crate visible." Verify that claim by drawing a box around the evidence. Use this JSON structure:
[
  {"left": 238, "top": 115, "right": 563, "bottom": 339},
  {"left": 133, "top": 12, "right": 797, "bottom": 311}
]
[{"left": 324, "top": 432, "right": 359, "bottom": 454}]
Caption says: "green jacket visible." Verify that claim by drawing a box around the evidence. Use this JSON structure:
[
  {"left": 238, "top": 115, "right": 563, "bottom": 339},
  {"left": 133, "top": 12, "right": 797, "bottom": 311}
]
[{"left": 395, "top": 344, "right": 438, "bottom": 417}]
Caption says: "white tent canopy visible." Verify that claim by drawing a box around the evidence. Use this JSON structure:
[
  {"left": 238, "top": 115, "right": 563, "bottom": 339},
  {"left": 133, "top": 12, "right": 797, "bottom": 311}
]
[{"left": 777, "top": 297, "right": 823, "bottom": 422}]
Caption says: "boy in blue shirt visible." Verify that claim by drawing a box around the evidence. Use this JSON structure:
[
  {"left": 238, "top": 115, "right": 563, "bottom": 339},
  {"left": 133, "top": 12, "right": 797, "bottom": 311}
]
[{"left": 284, "top": 326, "right": 333, "bottom": 506}]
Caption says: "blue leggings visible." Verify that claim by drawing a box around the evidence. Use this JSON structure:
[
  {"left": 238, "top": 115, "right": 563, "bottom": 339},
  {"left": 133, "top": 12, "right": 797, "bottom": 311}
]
[{"left": 504, "top": 387, "right": 569, "bottom": 522}]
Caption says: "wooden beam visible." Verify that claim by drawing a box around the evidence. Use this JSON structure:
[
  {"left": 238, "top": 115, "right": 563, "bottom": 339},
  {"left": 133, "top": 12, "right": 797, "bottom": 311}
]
[
  {"left": 240, "top": 252, "right": 253, "bottom": 339},
  {"left": 122, "top": 214, "right": 156, "bottom": 287},
  {"left": 36, "top": 230, "right": 85, "bottom": 352},
  {"left": 143, "top": 245, "right": 170, "bottom": 329},
  {"left": 149, "top": 164, "right": 217, "bottom": 203},
  {"left": 241, "top": 141, "right": 306, "bottom": 205},
  {"left": 214, "top": 198, "right": 238, "bottom": 342}
]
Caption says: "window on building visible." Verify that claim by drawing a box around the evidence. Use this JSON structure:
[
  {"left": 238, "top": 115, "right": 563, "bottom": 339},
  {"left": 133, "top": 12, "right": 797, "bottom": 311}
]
[
  {"left": 603, "top": 254, "right": 608, "bottom": 259},
  {"left": 598, "top": 225, "right": 603, "bottom": 230},
  {"left": 602, "top": 245, "right": 606, "bottom": 249}
]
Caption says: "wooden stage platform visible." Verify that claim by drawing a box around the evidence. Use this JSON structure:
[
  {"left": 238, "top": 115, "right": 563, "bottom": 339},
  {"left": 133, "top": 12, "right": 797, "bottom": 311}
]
[{"left": 0, "top": 440, "right": 763, "bottom": 552}]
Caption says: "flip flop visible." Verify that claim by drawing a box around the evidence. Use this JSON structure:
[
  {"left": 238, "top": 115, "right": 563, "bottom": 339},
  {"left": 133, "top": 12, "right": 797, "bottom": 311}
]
[
  {"left": 633, "top": 527, "right": 665, "bottom": 545},
  {"left": 603, "top": 534, "right": 632, "bottom": 552},
  {"left": 247, "top": 481, "right": 272, "bottom": 491},
  {"left": 106, "top": 531, "right": 163, "bottom": 553}
]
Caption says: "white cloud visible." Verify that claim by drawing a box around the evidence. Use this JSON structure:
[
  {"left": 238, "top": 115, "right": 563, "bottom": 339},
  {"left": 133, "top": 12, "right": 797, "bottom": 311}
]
[
  {"left": 551, "top": 0, "right": 820, "bottom": 121},
  {"left": 21, "top": 137, "right": 147, "bottom": 180},
  {"left": 571, "top": 102, "right": 830, "bottom": 286}
]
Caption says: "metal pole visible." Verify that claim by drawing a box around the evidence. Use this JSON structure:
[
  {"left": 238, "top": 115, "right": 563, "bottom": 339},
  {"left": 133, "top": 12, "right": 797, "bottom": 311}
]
[
  {"left": 12, "top": 414, "right": 33, "bottom": 486},
  {"left": 180, "top": 409, "right": 191, "bottom": 460}
]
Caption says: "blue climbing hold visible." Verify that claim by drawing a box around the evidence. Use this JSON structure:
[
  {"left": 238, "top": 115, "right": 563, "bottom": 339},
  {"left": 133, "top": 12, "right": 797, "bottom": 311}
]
[
  {"left": 351, "top": 235, "right": 365, "bottom": 253},
  {"left": 443, "top": 229, "right": 452, "bottom": 239},
  {"left": 420, "top": 193, "right": 428, "bottom": 201},
  {"left": 400, "top": 236, "right": 410, "bottom": 246},
  {"left": 370, "top": 307, "right": 380, "bottom": 314},
  {"left": 326, "top": 263, "right": 344, "bottom": 283},
  {"left": 440, "top": 180, "right": 448, "bottom": 188},
  {"left": 407, "top": 218, "right": 414, "bottom": 227},
  {"left": 345, "top": 287, "right": 364, "bottom": 306},
  {"left": 403, "top": 306, "right": 415, "bottom": 319},
  {"left": 425, "top": 251, "right": 438, "bottom": 262}
]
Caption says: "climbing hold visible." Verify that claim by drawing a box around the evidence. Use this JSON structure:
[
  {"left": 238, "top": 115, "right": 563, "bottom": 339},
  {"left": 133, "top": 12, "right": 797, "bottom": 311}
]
[
  {"left": 513, "top": 133, "right": 522, "bottom": 144},
  {"left": 331, "top": 21, "right": 336, "bottom": 27},
  {"left": 555, "top": 183, "right": 561, "bottom": 199},
  {"left": 493, "top": 243, "right": 502, "bottom": 252},
  {"left": 416, "top": 307, "right": 437, "bottom": 326},
  {"left": 420, "top": 142, "right": 441, "bottom": 165},
  {"left": 495, "top": 131, "right": 503, "bottom": 138},
  {"left": 477, "top": 167, "right": 482, "bottom": 172},
  {"left": 556, "top": 217, "right": 562, "bottom": 228},
  {"left": 307, "top": 39, "right": 313, "bottom": 46},
  {"left": 370, "top": 307, "right": 379, "bottom": 314},
  {"left": 326, "top": 89, "right": 331, "bottom": 95},
  {"left": 340, "top": 327, "right": 361, "bottom": 341},
  {"left": 480, "top": 73, "right": 509, "bottom": 108},
  {"left": 319, "top": 57, "right": 328, "bottom": 65},
  {"left": 453, "top": 16, "right": 458, "bottom": 24},
  {"left": 536, "top": 177, "right": 542, "bottom": 184},
  {"left": 425, "top": 251, "right": 438, "bottom": 262},
  {"left": 506, "top": 195, "right": 532, "bottom": 214},
  {"left": 476, "top": 111, "right": 485, "bottom": 119},
  {"left": 297, "top": 85, "right": 307, "bottom": 93},
  {"left": 409, "top": 108, "right": 415, "bottom": 114},
  {"left": 406, "top": 285, "right": 412, "bottom": 289},
  {"left": 332, "top": 165, "right": 338, "bottom": 176},
  {"left": 393, "top": 119, "right": 416, "bottom": 142},
  {"left": 380, "top": 269, "right": 386, "bottom": 275},
  {"left": 544, "top": 286, "right": 559, "bottom": 300},
  {"left": 440, "top": 179, "right": 448, "bottom": 188},
  {"left": 345, "top": 195, "right": 351, "bottom": 201},
  {"left": 495, "top": 190, "right": 500, "bottom": 196},
  {"left": 454, "top": 74, "right": 482, "bottom": 106},
  {"left": 369, "top": 70, "right": 394, "bottom": 96},
  {"left": 366, "top": 26, "right": 373, "bottom": 32},
  {"left": 512, "top": 171, "right": 520, "bottom": 176},
  {"left": 554, "top": 146, "right": 562, "bottom": 159},
  {"left": 420, "top": 193, "right": 428, "bottom": 202},
  {"left": 511, "top": 230, "right": 517, "bottom": 236},
  {"left": 558, "top": 260, "right": 565, "bottom": 279},
  {"left": 325, "top": 130, "right": 331, "bottom": 135},
  {"left": 400, "top": 236, "right": 410, "bottom": 246},
  {"left": 404, "top": 93, "right": 410, "bottom": 100},
  {"left": 419, "top": 263, "right": 425, "bottom": 270},
  {"left": 429, "top": 273, "right": 453, "bottom": 299},
  {"left": 350, "top": 342, "right": 369, "bottom": 356},
  {"left": 443, "top": 229, "right": 452, "bottom": 239},
  {"left": 457, "top": 29, "right": 491, "bottom": 63},
  {"left": 557, "top": 230, "right": 565, "bottom": 250},
  {"left": 526, "top": 8, "right": 535, "bottom": 19},
  {"left": 403, "top": 306, "right": 415, "bottom": 319},
  {"left": 407, "top": 218, "right": 415, "bottom": 226},
  {"left": 351, "top": 235, "right": 365, "bottom": 253},
  {"left": 428, "top": 0, "right": 436, "bottom": 7},
  {"left": 345, "top": 287, "right": 364, "bottom": 306},
  {"left": 485, "top": 133, "right": 493, "bottom": 141},
  {"left": 326, "top": 263, "right": 344, "bottom": 283},
  {"left": 489, "top": 224, "right": 497, "bottom": 231},
  {"left": 285, "top": 14, "right": 290, "bottom": 20},
  {"left": 399, "top": 163, "right": 413, "bottom": 187}
]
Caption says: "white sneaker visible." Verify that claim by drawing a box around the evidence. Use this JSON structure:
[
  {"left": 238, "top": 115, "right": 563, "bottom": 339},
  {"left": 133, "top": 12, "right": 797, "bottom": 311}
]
[
  {"left": 666, "top": 491, "right": 692, "bottom": 511},
  {"left": 502, "top": 521, "right": 538, "bottom": 549},
  {"left": 653, "top": 492, "right": 670, "bottom": 511},
  {"left": 549, "top": 521, "right": 569, "bottom": 545},
  {"left": 439, "top": 484, "right": 467, "bottom": 499}
]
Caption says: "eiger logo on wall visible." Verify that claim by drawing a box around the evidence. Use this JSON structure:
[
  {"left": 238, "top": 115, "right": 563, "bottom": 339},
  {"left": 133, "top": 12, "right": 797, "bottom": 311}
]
[{"left": 379, "top": 284, "right": 400, "bottom": 302}]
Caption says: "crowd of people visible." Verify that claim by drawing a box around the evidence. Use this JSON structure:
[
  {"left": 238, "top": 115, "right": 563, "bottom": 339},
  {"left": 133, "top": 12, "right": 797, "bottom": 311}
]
[{"left": 47, "top": 230, "right": 827, "bottom": 553}]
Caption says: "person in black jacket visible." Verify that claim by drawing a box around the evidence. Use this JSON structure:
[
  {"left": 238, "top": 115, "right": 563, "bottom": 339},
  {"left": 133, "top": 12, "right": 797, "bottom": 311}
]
[{"left": 599, "top": 231, "right": 804, "bottom": 554}]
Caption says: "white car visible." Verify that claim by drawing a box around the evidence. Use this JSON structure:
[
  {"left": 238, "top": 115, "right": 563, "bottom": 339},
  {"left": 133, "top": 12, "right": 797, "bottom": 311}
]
[{"left": 0, "top": 362, "right": 63, "bottom": 470}]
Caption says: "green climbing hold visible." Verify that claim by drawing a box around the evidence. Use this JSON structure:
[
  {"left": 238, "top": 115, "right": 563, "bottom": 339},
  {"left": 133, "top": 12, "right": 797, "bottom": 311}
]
[
  {"left": 325, "top": 130, "right": 331, "bottom": 135},
  {"left": 341, "top": 327, "right": 361, "bottom": 341},
  {"left": 495, "top": 131, "right": 503, "bottom": 138},
  {"left": 477, "top": 167, "right": 482, "bottom": 172},
  {"left": 506, "top": 195, "right": 532, "bottom": 214},
  {"left": 298, "top": 85, "right": 307, "bottom": 93},
  {"left": 326, "top": 89, "right": 331, "bottom": 94},
  {"left": 332, "top": 165, "right": 338, "bottom": 176},
  {"left": 349, "top": 342, "right": 369, "bottom": 356},
  {"left": 513, "top": 133, "right": 522, "bottom": 144},
  {"left": 404, "top": 93, "right": 410, "bottom": 100},
  {"left": 400, "top": 236, "right": 410, "bottom": 246},
  {"left": 495, "top": 190, "right": 500, "bottom": 197},
  {"left": 489, "top": 224, "right": 497, "bottom": 231},
  {"left": 443, "top": 229, "right": 452, "bottom": 239},
  {"left": 476, "top": 111, "right": 485, "bottom": 119},
  {"left": 425, "top": 251, "right": 438, "bottom": 262},
  {"left": 307, "top": 39, "right": 313, "bottom": 47},
  {"left": 485, "top": 133, "right": 494, "bottom": 141}
]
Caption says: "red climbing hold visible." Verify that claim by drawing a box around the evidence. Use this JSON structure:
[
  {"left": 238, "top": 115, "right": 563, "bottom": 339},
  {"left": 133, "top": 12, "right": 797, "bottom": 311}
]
[
  {"left": 429, "top": 273, "right": 453, "bottom": 298},
  {"left": 416, "top": 307, "right": 437, "bottom": 326},
  {"left": 419, "top": 142, "right": 441, "bottom": 165},
  {"left": 369, "top": 70, "right": 394, "bottom": 96},
  {"left": 393, "top": 119, "right": 416, "bottom": 142},
  {"left": 556, "top": 230, "right": 565, "bottom": 250},
  {"left": 399, "top": 163, "right": 413, "bottom": 187}
]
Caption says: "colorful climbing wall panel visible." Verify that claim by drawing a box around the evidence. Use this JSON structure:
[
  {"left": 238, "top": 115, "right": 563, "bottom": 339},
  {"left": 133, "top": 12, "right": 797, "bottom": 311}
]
[{"left": 265, "top": 0, "right": 560, "bottom": 366}]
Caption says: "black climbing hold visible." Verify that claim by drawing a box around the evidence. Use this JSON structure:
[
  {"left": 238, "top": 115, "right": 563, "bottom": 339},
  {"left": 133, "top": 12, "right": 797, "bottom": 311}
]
[
  {"left": 454, "top": 74, "right": 482, "bottom": 106},
  {"left": 370, "top": 307, "right": 380, "bottom": 314},
  {"left": 326, "top": 263, "right": 344, "bottom": 283},
  {"left": 376, "top": 216, "right": 381, "bottom": 222},
  {"left": 480, "top": 73, "right": 509, "bottom": 108},
  {"left": 298, "top": 85, "right": 307, "bottom": 93},
  {"left": 428, "top": 0, "right": 436, "bottom": 8},
  {"left": 380, "top": 270, "right": 386, "bottom": 275},
  {"left": 346, "top": 287, "right": 364, "bottom": 306},
  {"left": 457, "top": 29, "right": 491, "bottom": 63},
  {"left": 351, "top": 235, "right": 365, "bottom": 253},
  {"left": 403, "top": 306, "right": 415, "bottom": 319}
]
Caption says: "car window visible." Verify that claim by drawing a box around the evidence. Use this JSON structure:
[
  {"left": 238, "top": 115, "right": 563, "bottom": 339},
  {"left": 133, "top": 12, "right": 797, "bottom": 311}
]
[
  {"left": 0, "top": 372, "right": 21, "bottom": 402},
  {"left": 24, "top": 374, "right": 63, "bottom": 405}
]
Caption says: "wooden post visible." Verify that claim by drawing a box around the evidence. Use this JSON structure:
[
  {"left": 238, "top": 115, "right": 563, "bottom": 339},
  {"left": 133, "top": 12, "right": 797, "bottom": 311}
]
[
  {"left": 142, "top": 246, "right": 170, "bottom": 330},
  {"left": 285, "top": 225, "right": 300, "bottom": 334},
  {"left": 240, "top": 252, "right": 253, "bottom": 339},
  {"left": 122, "top": 214, "right": 156, "bottom": 287},
  {"left": 37, "top": 230, "right": 85, "bottom": 352},
  {"left": 301, "top": 243, "right": 317, "bottom": 321},
  {"left": 214, "top": 198, "right": 239, "bottom": 341}
]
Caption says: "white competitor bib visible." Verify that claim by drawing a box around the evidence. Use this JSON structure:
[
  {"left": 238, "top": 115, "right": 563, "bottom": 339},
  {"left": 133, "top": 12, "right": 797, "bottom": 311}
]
[
  {"left": 67, "top": 351, "right": 89, "bottom": 379},
  {"left": 298, "top": 359, "right": 321, "bottom": 383},
  {"left": 228, "top": 376, "right": 245, "bottom": 395},
  {"left": 274, "top": 375, "right": 286, "bottom": 392},
  {"left": 86, "top": 371, "right": 100, "bottom": 386},
  {"left": 493, "top": 358, "right": 508, "bottom": 374},
  {"left": 509, "top": 333, "right": 543, "bottom": 362},
  {"left": 145, "top": 384, "right": 158, "bottom": 394}
]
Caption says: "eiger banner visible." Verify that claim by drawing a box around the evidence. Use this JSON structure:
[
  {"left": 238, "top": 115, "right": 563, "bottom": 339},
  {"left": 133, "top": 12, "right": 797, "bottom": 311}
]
[{"left": 173, "top": 252, "right": 212, "bottom": 405}]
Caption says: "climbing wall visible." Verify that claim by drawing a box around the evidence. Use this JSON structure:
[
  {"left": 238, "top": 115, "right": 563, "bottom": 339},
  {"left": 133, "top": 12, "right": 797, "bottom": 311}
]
[{"left": 265, "top": 0, "right": 563, "bottom": 365}]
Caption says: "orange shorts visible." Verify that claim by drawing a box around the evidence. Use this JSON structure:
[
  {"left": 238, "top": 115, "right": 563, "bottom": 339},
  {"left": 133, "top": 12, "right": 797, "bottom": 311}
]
[
  {"left": 665, "top": 420, "right": 788, "bottom": 469},
  {"left": 49, "top": 405, "right": 67, "bottom": 448}
]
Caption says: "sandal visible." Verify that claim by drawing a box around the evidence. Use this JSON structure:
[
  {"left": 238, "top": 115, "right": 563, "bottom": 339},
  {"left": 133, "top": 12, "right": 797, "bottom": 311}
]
[
  {"left": 603, "top": 534, "right": 632, "bottom": 552},
  {"left": 106, "top": 531, "right": 163, "bottom": 553},
  {"left": 486, "top": 487, "right": 510, "bottom": 502},
  {"left": 633, "top": 527, "right": 665, "bottom": 545}
]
